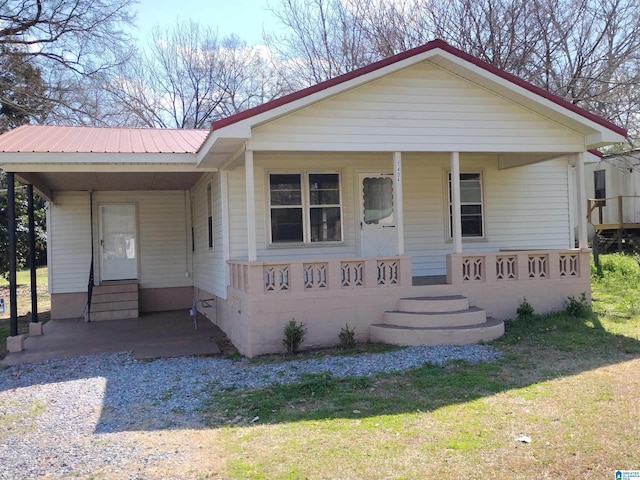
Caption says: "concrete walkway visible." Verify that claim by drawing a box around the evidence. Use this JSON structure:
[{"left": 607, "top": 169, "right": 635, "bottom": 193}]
[{"left": 1, "top": 311, "right": 223, "bottom": 367}]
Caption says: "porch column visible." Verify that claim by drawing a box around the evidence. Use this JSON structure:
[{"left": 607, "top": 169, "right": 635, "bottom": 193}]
[
  {"left": 27, "top": 184, "right": 38, "bottom": 324},
  {"left": 393, "top": 152, "right": 405, "bottom": 255},
  {"left": 575, "top": 152, "right": 589, "bottom": 249},
  {"left": 245, "top": 150, "right": 257, "bottom": 261},
  {"left": 450, "top": 152, "right": 463, "bottom": 253},
  {"left": 7, "top": 172, "right": 18, "bottom": 337},
  {"left": 220, "top": 170, "right": 231, "bottom": 285}
]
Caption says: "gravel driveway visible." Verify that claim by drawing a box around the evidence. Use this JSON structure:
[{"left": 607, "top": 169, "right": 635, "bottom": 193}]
[{"left": 0, "top": 345, "right": 500, "bottom": 479}]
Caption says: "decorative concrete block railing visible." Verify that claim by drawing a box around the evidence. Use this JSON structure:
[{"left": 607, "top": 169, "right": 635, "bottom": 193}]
[
  {"left": 228, "top": 256, "right": 412, "bottom": 294},
  {"left": 446, "top": 249, "right": 588, "bottom": 285}
]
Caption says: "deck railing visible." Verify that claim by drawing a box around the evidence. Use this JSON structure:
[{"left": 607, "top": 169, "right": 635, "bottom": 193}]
[
  {"left": 229, "top": 256, "right": 412, "bottom": 294},
  {"left": 446, "top": 249, "right": 588, "bottom": 285}
]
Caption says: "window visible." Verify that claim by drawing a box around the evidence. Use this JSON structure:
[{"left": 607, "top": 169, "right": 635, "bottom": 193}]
[
  {"left": 207, "top": 182, "right": 213, "bottom": 248},
  {"left": 448, "top": 172, "right": 484, "bottom": 238},
  {"left": 594, "top": 170, "right": 606, "bottom": 206},
  {"left": 269, "top": 172, "right": 342, "bottom": 244}
]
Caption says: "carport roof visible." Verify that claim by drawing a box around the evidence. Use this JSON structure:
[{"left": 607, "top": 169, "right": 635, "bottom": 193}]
[{"left": 0, "top": 125, "right": 210, "bottom": 154}]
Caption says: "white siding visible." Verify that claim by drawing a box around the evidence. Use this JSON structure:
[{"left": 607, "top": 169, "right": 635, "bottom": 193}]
[
  {"left": 228, "top": 168, "right": 248, "bottom": 260},
  {"left": 248, "top": 62, "right": 584, "bottom": 153},
  {"left": 49, "top": 191, "right": 192, "bottom": 293},
  {"left": 48, "top": 192, "right": 92, "bottom": 293},
  {"left": 403, "top": 155, "right": 572, "bottom": 275},
  {"left": 232, "top": 153, "right": 572, "bottom": 276},
  {"left": 191, "top": 173, "right": 227, "bottom": 298}
]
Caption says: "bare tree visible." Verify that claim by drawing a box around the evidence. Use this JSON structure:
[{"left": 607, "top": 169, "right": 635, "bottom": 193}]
[
  {"left": 105, "top": 21, "right": 285, "bottom": 129},
  {"left": 270, "top": 0, "right": 640, "bottom": 146},
  {"left": 0, "top": 0, "right": 137, "bottom": 126}
]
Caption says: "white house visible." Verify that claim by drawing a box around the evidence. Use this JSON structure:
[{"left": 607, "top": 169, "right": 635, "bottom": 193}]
[
  {"left": 584, "top": 149, "right": 640, "bottom": 240},
  {"left": 0, "top": 40, "right": 626, "bottom": 357}
]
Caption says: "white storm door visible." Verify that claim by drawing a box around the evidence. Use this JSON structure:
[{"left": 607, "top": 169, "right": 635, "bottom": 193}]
[
  {"left": 99, "top": 204, "right": 138, "bottom": 281},
  {"left": 359, "top": 173, "right": 398, "bottom": 257}
]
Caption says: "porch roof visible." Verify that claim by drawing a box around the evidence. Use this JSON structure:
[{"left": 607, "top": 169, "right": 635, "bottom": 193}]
[
  {"left": 0, "top": 126, "right": 213, "bottom": 200},
  {"left": 0, "top": 125, "right": 209, "bottom": 154}
]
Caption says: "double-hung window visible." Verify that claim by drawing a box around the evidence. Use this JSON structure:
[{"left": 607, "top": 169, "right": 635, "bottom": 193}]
[
  {"left": 448, "top": 172, "right": 484, "bottom": 238},
  {"left": 269, "top": 172, "right": 342, "bottom": 244}
]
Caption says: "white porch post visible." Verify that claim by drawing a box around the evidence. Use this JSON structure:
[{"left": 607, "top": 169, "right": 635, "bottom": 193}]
[
  {"left": 245, "top": 150, "right": 257, "bottom": 261},
  {"left": 220, "top": 170, "right": 231, "bottom": 286},
  {"left": 450, "top": 151, "right": 463, "bottom": 253},
  {"left": 575, "top": 152, "right": 589, "bottom": 249},
  {"left": 393, "top": 152, "right": 405, "bottom": 255}
]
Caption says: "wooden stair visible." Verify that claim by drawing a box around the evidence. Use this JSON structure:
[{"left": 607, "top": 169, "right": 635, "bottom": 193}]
[
  {"left": 87, "top": 282, "right": 139, "bottom": 321},
  {"left": 370, "top": 295, "right": 504, "bottom": 346}
]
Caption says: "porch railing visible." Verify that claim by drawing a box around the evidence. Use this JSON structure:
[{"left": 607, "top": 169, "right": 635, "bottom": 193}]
[
  {"left": 229, "top": 256, "right": 412, "bottom": 294},
  {"left": 446, "top": 249, "right": 588, "bottom": 285}
]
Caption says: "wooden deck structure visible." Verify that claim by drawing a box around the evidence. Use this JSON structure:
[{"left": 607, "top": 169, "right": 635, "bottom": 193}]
[{"left": 588, "top": 195, "right": 640, "bottom": 251}]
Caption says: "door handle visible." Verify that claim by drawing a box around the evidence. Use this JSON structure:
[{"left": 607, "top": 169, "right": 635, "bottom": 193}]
[{"left": 382, "top": 225, "right": 396, "bottom": 228}]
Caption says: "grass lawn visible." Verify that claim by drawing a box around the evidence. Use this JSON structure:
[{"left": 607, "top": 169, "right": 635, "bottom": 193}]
[
  {"left": 194, "top": 253, "right": 640, "bottom": 479},
  {"left": 0, "top": 267, "right": 50, "bottom": 358}
]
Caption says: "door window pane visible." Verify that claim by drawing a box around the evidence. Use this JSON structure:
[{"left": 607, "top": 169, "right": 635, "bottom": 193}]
[{"left": 363, "top": 176, "right": 394, "bottom": 225}]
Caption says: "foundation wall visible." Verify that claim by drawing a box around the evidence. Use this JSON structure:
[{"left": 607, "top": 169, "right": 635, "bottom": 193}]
[{"left": 51, "top": 286, "right": 194, "bottom": 320}]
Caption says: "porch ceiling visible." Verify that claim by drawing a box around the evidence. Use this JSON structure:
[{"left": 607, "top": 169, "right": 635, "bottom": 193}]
[{"left": 17, "top": 171, "right": 205, "bottom": 200}]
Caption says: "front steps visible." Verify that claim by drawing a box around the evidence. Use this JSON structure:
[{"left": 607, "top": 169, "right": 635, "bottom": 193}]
[
  {"left": 370, "top": 295, "right": 504, "bottom": 346},
  {"left": 87, "top": 282, "right": 139, "bottom": 321}
]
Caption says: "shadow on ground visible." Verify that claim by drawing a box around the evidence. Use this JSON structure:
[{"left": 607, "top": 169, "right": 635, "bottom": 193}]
[{"left": 1, "top": 311, "right": 639, "bottom": 434}]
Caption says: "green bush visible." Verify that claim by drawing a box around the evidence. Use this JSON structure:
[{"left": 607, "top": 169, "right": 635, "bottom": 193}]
[
  {"left": 565, "top": 293, "right": 590, "bottom": 318},
  {"left": 516, "top": 298, "right": 535, "bottom": 320},
  {"left": 283, "top": 319, "right": 307, "bottom": 354},
  {"left": 593, "top": 253, "right": 640, "bottom": 279},
  {"left": 338, "top": 324, "right": 356, "bottom": 350}
]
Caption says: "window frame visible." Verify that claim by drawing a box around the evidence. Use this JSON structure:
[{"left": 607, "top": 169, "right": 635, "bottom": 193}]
[
  {"left": 446, "top": 171, "right": 485, "bottom": 240},
  {"left": 594, "top": 169, "right": 606, "bottom": 206},
  {"left": 207, "top": 181, "right": 214, "bottom": 249},
  {"left": 267, "top": 171, "right": 344, "bottom": 245}
]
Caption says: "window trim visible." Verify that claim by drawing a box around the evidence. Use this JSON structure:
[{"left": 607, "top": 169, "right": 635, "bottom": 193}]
[
  {"left": 267, "top": 171, "right": 344, "bottom": 245},
  {"left": 446, "top": 170, "right": 485, "bottom": 240}
]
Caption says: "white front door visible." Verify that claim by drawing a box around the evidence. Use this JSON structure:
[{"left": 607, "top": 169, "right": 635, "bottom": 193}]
[
  {"left": 359, "top": 173, "right": 398, "bottom": 257},
  {"left": 99, "top": 204, "right": 138, "bottom": 281}
]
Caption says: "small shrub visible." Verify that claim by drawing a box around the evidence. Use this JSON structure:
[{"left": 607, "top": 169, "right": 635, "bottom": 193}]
[
  {"left": 565, "top": 293, "right": 590, "bottom": 318},
  {"left": 283, "top": 319, "right": 306, "bottom": 354},
  {"left": 338, "top": 324, "right": 356, "bottom": 350},
  {"left": 516, "top": 298, "right": 535, "bottom": 320}
]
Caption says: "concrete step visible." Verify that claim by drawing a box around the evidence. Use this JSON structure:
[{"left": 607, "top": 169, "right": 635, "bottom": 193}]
[
  {"left": 89, "top": 309, "right": 139, "bottom": 322},
  {"left": 398, "top": 295, "right": 469, "bottom": 313},
  {"left": 92, "top": 282, "right": 138, "bottom": 295},
  {"left": 370, "top": 317, "right": 505, "bottom": 346},
  {"left": 90, "top": 300, "right": 139, "bottom": 313},
  {"left": 384, "top": 306, "right": 486, "bottom": 328},
  {"left": 92, "top": 292, "right": 138, "bottom": 304},
  {"left": 88, "top": 282, "right": 139, "bottom": 321}
]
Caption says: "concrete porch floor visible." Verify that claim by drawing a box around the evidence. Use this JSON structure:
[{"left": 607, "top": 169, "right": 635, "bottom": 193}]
[{"left": 1, "top": 310, "right": 227, "bottom": 367}]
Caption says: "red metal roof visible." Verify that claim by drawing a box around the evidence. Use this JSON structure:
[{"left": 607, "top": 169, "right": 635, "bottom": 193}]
[
  {"left": 211, "top": 39, "right": 627, "bottom": 138},
  {"left": 0, "top": 125, "right": 210, "bottom": 154}
]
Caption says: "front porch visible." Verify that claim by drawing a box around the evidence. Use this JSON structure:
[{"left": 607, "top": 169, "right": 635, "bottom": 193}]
[{"left": 219, "top": 249, "right": 590, "bottom": 357}]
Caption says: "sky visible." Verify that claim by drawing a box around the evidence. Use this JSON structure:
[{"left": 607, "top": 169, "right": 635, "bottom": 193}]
[{"left": 132, "top": 0, "right": 281, "bottom": 46}]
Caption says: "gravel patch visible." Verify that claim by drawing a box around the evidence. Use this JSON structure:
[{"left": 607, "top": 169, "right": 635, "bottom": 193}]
[{"left": 0, "top": 345, "right": 500, "bottom": 479}]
